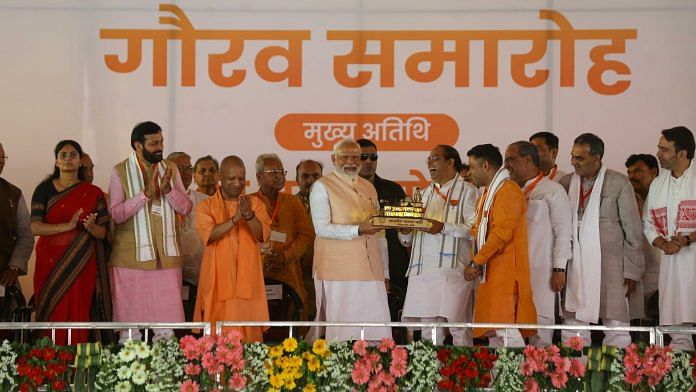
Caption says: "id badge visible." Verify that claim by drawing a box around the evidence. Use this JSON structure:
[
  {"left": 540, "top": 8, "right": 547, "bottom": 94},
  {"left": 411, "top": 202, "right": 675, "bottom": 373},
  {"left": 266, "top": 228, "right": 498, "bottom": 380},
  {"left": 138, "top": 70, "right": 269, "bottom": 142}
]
[
  {"left": 151, "top": 205, "right": 163, "bottom": 216},
  {"left": 270, "top": 230, "right": 287, "bottom": 243}
]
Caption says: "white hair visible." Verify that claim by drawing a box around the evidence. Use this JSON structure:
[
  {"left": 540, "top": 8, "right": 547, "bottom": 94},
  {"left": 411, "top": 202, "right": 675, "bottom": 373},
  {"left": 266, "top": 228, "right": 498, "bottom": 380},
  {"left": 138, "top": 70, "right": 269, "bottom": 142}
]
[
  {"left": 332, "top": 139, "right": 359, "bottom": 155},
  {"left": 255, "top": 153, "right": 282, "bottom": 173}
]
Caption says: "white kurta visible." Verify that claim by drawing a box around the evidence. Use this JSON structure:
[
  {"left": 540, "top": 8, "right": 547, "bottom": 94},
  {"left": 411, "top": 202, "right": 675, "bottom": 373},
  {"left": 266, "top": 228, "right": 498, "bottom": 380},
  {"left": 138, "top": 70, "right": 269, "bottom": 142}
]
[
  {"left": 307, "top": 180, "right": 391, "bottom": 342},
  {"left": 547, "top": 167, "right": 568, "bottom": 183},
  {"left": 180, "top": 189, "right": 208, "bottom": 284},
  {"left": 524, "top": 176, "right": 572, "bottom": 319},
  {"left": 643, "top": 163, "right": 696, "bottom": 325},
  {"left": 399, "top": 176, "right": 478, "bottom": 324}
]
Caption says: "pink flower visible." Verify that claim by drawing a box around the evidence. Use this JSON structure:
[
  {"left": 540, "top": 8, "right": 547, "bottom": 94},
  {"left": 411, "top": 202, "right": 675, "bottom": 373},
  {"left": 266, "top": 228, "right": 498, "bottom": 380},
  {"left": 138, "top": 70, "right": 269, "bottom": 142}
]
[
  {"left": 180, "top": 380, "right": 200, "bottom": 392},
  {"left": 390, "top": 358, "right": 407, "bottom": 378},
  {"left": 391, "top": 347, "right": 407, "bottom": 362},
  {"left": 624, "top": 369, "right": 642, "bottom": 385},
  {"left": 624, "top": 351, "right": 641, "bottom": 370},
  {"left": 184, "top": 363, "right": 201, "bottom": 376},
  {"left": 353, "top": 340, "right": 368, "bottom": 357},
  {"left": 550, "top": 370, "right": 569, "bottom": 389},
  {"left": 520, "top": 359, "right": 536, "bottom": 376},
  {"left": 524, "top": 379, "right": 540, "bottom": 392},
  {"left": 546, "top": 345, "right": 560, "bottom": 358},
  {"left": 564, "top": 336, "right": 585, "bottom": 351},
  {"left": 523, "top": 345, "right": 536, "bottom": 358},
  {"left": 552, "top": 356, "right": 571, "bottom": 373},
  {"left": 569, "top": 358, "right": 586, "bottom": 378},
  {"left": 228, "top": 373, "right": 247, "bottom": 391},
  {"left": 198, "top": 336, "right": 215, "bottom": 354},
  {"left": 352, "top": 362, "right": 370, "bottom": 385},
  {"left": 378, "top": 338, "right": 395, "bottom": 353},
  {"left": 201, "top": 352, "right": 219, "bottom": 374}
]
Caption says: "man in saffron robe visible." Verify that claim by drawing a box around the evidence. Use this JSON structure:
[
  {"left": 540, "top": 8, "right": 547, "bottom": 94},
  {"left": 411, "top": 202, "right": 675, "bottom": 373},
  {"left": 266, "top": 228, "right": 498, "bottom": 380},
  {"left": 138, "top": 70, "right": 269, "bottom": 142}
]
[
  {"left": 194, "top": 156, "right": 271, "bottom": 341},
  {"left": 465, "top": 144, "right": 537, "bottom": 347}
]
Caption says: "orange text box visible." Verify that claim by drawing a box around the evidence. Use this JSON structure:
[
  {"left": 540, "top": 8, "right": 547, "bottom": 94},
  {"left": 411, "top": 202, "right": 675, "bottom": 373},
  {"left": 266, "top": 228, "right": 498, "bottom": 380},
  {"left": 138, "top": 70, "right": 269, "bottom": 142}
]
[{"left": 275, "top": 113, "right": 458, "bottom": 151}]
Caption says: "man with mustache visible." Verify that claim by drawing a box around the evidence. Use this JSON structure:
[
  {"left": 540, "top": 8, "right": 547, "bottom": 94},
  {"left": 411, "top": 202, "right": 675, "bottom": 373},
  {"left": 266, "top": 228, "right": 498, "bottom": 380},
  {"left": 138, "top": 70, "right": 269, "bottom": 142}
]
[
  {"left": 530, "top": 132, "right": 568, "bottom": 182},
  {"left": 193, "top": 155, "right": 219, "bottom": 197},
  {"left": 251, "top": 153, "right": 314, "bottom": 320},
  {"left": 643, "top": 126, "right": 696, "bottom": 350},
  {"left": 108, "top": 121, "right": 192, "bottom": 342},
  {"left": 307, "top": 139, "right": 391, "bottom": 342},
  {"left": 398, "top": 145, "right": 479, "bottom": 346},
  {"left": 624, "top": 153, "right": 660, "bottom": 325},
  {"left": 504, "top": 141, "right": 572, "bottom": 346},
  {"left": 558, "top": 133, "right": 644, "bottom": 348}
]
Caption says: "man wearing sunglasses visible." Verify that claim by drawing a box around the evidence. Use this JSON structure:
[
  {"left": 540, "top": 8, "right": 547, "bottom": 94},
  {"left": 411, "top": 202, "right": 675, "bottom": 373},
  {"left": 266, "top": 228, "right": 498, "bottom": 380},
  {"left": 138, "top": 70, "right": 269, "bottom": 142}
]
[{"left": 357, "top": 139, "right": 409, "bottom": 295}]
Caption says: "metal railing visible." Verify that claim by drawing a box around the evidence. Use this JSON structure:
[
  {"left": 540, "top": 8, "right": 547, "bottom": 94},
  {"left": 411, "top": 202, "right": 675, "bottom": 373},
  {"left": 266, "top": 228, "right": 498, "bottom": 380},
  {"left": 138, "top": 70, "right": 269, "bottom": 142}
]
[
  {"left": 1, "top": 321, "right": 694, "bottom": 347},
  {"left": 0, "top": 322, "right": 212, "bottom": 344}
]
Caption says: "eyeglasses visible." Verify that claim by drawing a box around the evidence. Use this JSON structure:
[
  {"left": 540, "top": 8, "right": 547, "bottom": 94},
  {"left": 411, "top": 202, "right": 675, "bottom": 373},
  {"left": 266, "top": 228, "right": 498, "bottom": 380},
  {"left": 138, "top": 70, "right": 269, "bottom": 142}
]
[
  {"left": 262, "top": 169, "right": 287, "bottom": 176},
  {"left": 0, "top": 156, "right": 7, "bottom": 160},
  {"left": 57, "top": 151, "right": 80, "bottom": 160},
  {"left": 178, "top": 165, "right": 194, "bottom": 172},
  {"left": 426, "top": 156, "right": 443, "bottom": 164},
  {"left": 360, "top": 153, "right": 379, "bottom": 161}
]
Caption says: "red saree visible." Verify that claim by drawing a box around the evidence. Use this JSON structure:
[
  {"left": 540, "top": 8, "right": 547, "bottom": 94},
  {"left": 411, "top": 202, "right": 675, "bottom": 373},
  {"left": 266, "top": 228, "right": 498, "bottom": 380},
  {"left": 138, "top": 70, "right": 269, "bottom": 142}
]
[{"left": 31, "top": 181, "right": 108, "bottom": 345}]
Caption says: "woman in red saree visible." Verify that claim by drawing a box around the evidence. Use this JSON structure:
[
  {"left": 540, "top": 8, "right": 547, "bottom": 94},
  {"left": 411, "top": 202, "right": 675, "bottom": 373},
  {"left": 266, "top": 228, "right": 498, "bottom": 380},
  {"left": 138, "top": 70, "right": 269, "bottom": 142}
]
[{"left": 30, "top": 140, "right": 109, "bottom": 345}]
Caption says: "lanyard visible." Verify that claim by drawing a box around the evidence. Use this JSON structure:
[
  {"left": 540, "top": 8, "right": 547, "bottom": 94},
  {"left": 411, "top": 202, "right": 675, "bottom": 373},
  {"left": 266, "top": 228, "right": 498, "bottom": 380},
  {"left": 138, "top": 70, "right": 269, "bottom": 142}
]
[
  {"left": 523, "top": 173, "right": 544, "bottom": 197},
  {"left": 548, "top": 165, "right": 558, "bottom": 180},
  {"left": 257, "top": 193, "right": 281, "bottom": 224},
  {"left": 433, "top": 183, "right": 451, "bottom": 202},
  {"left": 579, "top": 181, "right": 593, "bottom": 210}
]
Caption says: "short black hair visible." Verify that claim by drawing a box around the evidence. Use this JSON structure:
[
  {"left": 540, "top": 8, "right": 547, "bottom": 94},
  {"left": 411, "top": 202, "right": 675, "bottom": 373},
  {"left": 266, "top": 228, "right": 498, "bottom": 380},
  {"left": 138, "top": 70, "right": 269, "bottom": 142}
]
[
  {"left": 511, "top": 141, "right": 541, "bottom": 168},
  {"left": 194, "top": 155, "right": 220, "bottom": 172},
  {"left": 573, "top": 133, "right": 604, "bottom": 159},
  {"left": 662, "top": 126, "right": 695, "bottom": 160},
  {"left": 625, "top": 154, "right": 658, "bottom": 170},
  {"left": 529, "top": 131, "right": 559, "bottom": 150},
  {"left": 130, "top": 121, "right": 162, "bottom": 150},
  {"left": 356, "top": 138, "right": 377, "bottom": 150},
  {"left": 436, "top": 145, "right": 463, "bottom": 172},
  {"left": 466, "top": 144, "right": 502, "bottom": 168}
]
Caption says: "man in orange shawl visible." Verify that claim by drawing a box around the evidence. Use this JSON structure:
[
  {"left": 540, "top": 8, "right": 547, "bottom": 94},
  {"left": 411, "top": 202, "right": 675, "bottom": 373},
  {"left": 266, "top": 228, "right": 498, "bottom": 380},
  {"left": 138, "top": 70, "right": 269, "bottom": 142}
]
[
  {"left": 465, "top": 144, "right": 537, "bottom": 347},
  {"left": 194, "top": 156, "right": 271, "bottom": 341}
]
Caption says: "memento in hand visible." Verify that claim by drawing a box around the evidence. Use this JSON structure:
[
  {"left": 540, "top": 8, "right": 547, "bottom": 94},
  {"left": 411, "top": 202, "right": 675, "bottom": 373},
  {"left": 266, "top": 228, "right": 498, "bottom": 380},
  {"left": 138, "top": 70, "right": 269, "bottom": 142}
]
[{"left": 370, "top": 187, "right": 432, "bottom": 229}]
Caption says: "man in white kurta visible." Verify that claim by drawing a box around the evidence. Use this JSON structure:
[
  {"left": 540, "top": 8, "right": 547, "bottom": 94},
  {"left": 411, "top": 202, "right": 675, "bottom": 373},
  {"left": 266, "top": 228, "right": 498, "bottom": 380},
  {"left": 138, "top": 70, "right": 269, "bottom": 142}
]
[
  {"left": 398, "top": 145, "right": 478, "bottom": 346},
  {"left": 505, "top": 141, "right": 572, "bottom": 346},
  {"left": 307, "top": 139, "right": 391, "bottom": 342},
  {"left": 643, "top": 126, "right": 696, "bottom": 350}
]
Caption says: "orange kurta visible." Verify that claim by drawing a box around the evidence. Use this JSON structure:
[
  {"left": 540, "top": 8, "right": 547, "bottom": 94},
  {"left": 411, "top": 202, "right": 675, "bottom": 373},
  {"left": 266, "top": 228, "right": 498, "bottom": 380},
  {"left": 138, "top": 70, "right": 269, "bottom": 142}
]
[
  {"left": 471, "top": 180, "right": 537, "bottom": 338},
  {"left": 193, "top": 188, "right": 271, "bottom": 341},
  {"left": 251, "top": 191, "right": 314, "bottom": 318}
]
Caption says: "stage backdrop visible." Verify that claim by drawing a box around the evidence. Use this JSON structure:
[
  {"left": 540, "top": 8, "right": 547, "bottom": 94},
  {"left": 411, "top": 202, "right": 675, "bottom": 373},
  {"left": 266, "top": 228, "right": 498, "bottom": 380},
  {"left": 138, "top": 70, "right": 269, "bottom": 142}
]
[{"left": 1, "top": 0, "right": 695, "bottom": 296}]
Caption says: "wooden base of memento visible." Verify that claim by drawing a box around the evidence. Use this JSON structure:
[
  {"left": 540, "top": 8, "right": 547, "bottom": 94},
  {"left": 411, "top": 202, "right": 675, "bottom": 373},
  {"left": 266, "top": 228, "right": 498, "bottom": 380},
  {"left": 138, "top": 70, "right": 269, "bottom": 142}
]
[{"left": 370, "top": 216, "right": 432, "bottom": 229}]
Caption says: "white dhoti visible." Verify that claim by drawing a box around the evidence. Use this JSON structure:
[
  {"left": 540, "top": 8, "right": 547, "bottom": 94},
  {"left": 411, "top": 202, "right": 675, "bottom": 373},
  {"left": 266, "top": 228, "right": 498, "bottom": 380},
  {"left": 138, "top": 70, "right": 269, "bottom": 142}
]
[
  {"left": 402, "top": 273, "right": 475, "bottom": 346},
  {"left": 307, "top": 279, "right": 391, "bottom": 342}
]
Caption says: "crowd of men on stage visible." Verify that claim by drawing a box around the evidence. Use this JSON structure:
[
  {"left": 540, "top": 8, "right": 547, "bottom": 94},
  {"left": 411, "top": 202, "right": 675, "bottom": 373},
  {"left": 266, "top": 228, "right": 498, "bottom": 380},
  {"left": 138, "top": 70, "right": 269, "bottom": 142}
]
[{"left": 0, "top": 122, "right": 694, "bottom": 349}]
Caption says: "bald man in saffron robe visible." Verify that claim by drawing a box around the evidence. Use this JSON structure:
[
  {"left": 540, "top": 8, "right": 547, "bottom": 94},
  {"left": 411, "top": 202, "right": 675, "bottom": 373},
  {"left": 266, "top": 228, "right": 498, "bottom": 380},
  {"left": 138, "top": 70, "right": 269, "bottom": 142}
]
[{"left": 194, "top": 156, "right": 271, "bottom": 341}]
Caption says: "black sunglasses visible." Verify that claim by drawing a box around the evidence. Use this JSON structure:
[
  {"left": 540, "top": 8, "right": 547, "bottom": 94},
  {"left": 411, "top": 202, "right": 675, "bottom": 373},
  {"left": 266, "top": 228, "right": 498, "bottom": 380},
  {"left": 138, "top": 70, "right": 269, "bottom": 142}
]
[{"left": 360, "top": 153, "right": 378, "bottom": 161}]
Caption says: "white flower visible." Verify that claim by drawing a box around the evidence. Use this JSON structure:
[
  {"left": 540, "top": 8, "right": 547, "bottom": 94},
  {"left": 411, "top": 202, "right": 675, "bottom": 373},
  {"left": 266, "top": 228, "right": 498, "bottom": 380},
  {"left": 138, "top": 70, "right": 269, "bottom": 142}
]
[
  {"left": 132, "top": 370, "right": 147, "bottom": 385},
  {"left": 134, "top": 343, "right": 151, "bottom": 359},
  {"left": 115, "top": 381, "right": 132, "bottom": 392},
  {"left": 117, "top": 366, "right": 132, "bottom": 380},
  {"left": 129, "top": 361, "right": 146, "bottom": 373},
  {"left": 118, "top": 347, "right": 136, "bottom": 362}
]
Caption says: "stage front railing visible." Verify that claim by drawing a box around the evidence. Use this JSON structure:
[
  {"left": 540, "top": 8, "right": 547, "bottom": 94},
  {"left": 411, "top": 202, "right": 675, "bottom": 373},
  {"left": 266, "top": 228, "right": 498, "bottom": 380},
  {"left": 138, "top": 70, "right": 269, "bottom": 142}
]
[
  {"left": 0, "top": 322, "right": 212, "bottom": 344},
  {"left": 2, "top": 321, "right": 695, "bottom": 347}
]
